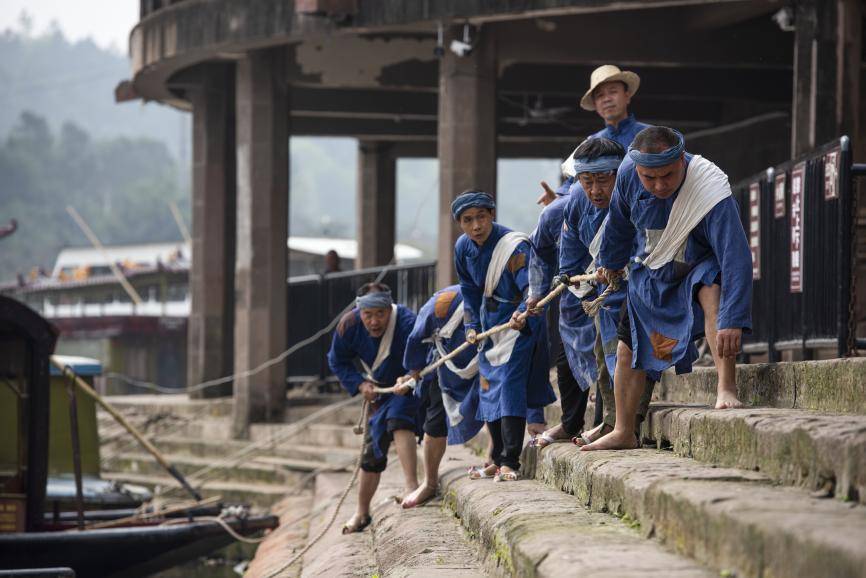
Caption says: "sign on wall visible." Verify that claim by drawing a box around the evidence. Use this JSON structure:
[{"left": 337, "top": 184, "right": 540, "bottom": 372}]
[
  {"left": 749, "top": 182, "right": 761, "bottom": 280},
  {"left": 774, "top": 172, "right": 786, "bottom": 218},
  {"left": 790, "top": 163, "right": 806, "bottom": 293},
  {"left": 824, "top": 149, "right": 840, "bottom": 200}
]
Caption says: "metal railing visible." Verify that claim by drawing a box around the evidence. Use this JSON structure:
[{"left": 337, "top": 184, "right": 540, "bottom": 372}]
[
  {"left": 731, "top": 136, "right": 856, "bottom": 359},
  {"left": 285, "top": 261, "right": 436, "bottom": 381}
]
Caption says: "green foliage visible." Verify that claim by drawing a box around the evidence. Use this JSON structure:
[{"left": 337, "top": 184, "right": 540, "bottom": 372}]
[{"left": 0, "top": 111, "right": 188, "bottom": 281}]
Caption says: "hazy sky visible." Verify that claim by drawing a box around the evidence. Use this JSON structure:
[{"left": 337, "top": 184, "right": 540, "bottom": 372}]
[{"left": 0, "top": 0, "right": 138, "bottom": 52}]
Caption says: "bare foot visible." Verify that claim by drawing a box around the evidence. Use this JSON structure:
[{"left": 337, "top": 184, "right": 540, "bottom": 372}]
[
  {"left": 402, "top": 483, "right": 438, "bottom": 508},
  {"left": 715, "top": 389, "right": 744, "bottom": 409},
  {"left": 579, "top": 429, "right": 639, "bottom": 451},
  {"left": 342, "top": 512, "right": 372, "bottom": 534}
]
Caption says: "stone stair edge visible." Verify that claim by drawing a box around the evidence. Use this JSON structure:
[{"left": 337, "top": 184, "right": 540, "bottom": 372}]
[
  {"left": 439, "top": 447, "right": 715, "bottom": 577},
  {"left": 528, "top": 443, "right": 866, "bottom": 578},
  {"left": 642, "top": 404, "right": 866, "bottom": 504}
]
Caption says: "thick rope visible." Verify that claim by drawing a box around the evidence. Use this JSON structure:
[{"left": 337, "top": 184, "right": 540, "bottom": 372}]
[
  {"left": 369, "top": 271, "right": 599, "bottom": 395},
  {"left": 262, "top": 401, "right": 369, "bottom": 578},
  {"left": 581, "top": 276, "right": 621, "bottom": 317}
]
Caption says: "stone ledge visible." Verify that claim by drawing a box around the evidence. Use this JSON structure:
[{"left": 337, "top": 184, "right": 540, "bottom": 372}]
[
  {"left": 643, "top": 404, "right": 866, "bottom": 504},
  {"left": 530, "top": 444, "right": 866, "bottom": 578},
  {"left": 440, "top": 447, "right": 714, "bottom": 577},
  {"left": 657, "top": 358, "right": 866, "bottom": 414}
]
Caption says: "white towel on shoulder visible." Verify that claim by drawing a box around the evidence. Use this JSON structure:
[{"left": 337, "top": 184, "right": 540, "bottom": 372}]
[{"left": 642, "top": 155, "right": 732, "bottom": 270}]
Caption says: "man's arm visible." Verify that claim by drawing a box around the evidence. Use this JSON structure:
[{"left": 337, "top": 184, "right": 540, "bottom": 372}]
[
  {"left": 704, "top": 198, "right": 753, "bottom": 332},
  {"left": 326, "top": 329, "right": 365, "bottom": 396},
  {"left": 528, "top": 209, "right": 558, "bottom": 299},
  {"left": 403, "top": 299, "right": 434, "bottom": 373}
]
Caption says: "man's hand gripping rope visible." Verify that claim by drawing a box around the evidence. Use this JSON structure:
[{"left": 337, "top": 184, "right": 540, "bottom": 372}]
[{"left": 510, "top": 269, "right": 623, "bottom": 330}]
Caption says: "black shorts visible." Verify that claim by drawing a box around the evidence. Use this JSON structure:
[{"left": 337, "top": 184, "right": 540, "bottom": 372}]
[
  {"left": 616, "top": 301, "right": 633, "bottom": 350},
  {"left": 423, "top": 377, "right": 448, "bottom": 438},
  {"left": 360, "top": 417, "right": 416, "bottom": 473}
]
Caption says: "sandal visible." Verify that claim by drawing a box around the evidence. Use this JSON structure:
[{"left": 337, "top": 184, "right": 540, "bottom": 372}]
[
  {"left": 573, "top": 423, "right": 613, "bottom": 446},
  {"left": 493, "top": 469, "right": 519, "bottom": 483},
  {"left": 341, "top": 514, "right": 372, "bottom": 534},
  {"left": 468, "top": 465, "right": 496, "bottom": 480}
]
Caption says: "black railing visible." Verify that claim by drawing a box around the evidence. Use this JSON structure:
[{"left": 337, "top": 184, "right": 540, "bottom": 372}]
[
  {"left": 285, "top": 261, "right": 437, "bottom": 382},
  {"left": 731, "top": 137, "right": 854, "bottom": 359}
]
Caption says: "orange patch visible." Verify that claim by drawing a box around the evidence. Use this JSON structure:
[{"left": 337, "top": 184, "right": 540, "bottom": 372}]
[
  {"left": 336, "top": 311, "right": 357, "bottom": 337},
  {"left": 650, "top": 331, "right": 678, "bottom": 362},
  {"left": 434, "top": 290, "right": 458, "bottom": 318},
  {"left": 507, "top": 253, "right": 527, "bottom": 275},
  {"left": 480, "top": 376, "right": 490, "bottom": 391}
]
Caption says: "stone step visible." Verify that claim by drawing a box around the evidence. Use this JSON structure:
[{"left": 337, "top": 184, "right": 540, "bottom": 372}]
[
  {"left": 642, "top": 404, "right": 866, "bottom": 504},
  {"left": 440, "top": 446, "right": 714, "bottom": 577},
  {"left": 101, "top": 471, "right": 291, "bottom": 510},
  {"left": 656, "top": 358, "right": 866, "bottom": 414},
  {"left": 105, "top": 452, "right": 310, "bottom": 486},
  {"left": 250, "top": 423, "right": 362, "bottom": 449},
  {"left": 528, "top": 444, "right": 866, "bottom": 578},
  {"left": 98, "top": 411, "right": 234, "bottom": 441},
  {"left": 138, "top": 435, "right": 358, "bottom": 466}
]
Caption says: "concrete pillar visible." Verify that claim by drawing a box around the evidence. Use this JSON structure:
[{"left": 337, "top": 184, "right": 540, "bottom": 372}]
[
  {"left": 791, "top": 0, "right": 861, "bottom": 156},
  {"left": 232, "top": 48, "right": 289, "bottom": 437},
  {"left": 437, "top": 24, "right": 497, "bottom": 287},
  {"left": 356, "top": 141, "right": 396, "bottom": 269},
  {"left": 187, "top": 63, "right": 236, "bottom": 399}
]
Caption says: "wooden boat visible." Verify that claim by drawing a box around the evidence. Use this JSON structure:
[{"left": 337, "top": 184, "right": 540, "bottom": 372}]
[{"left": 0, "top": 296, "right": 278, "bottom": 577}]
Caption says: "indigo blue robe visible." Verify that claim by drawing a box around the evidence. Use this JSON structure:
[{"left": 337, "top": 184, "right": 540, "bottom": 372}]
[
  {"left": 455, "top": 223, "right": 556, "bottom": 422},
  {"left": 590, "top": 113, "right": 650, "bottom": 149},
  {"left": 327, "top": 304, "right": 421, "bottom": 457},
  {"left": 403, "top": 286, "right": 483, "bottom": 445},
  {"left": 598, "top": 154, "right": 753, "bottom": 381}
]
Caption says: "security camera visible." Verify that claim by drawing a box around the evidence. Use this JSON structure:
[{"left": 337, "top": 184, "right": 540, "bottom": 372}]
[
  {"left": 772, "top": 7, "right": 794, "bottom": 32},
  {"left": 449, "top": 39, "right": 473, "bottom": 57},
  {"left": 448, "top": 23, "right": 475, "bottom": 58}
]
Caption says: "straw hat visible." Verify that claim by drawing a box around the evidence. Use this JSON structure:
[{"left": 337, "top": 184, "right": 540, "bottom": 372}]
[{"left": 580, "top": 65, "right": 641, "bottom": 111}]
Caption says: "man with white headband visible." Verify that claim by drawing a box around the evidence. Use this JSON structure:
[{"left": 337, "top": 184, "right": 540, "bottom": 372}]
[
  {"left": 583, "top": 126, "right": 752, "bottom": 451},
  {"left": 395, "top": 285, "right": 483, "bottom": 508},
  {"left": 452, "top": 190, "right": 556, "bottom": 482},
  {"left": 327, "top": 282, "right": 421, "bottom": 532}
]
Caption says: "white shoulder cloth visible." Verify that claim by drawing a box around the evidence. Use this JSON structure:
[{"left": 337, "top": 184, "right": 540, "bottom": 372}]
[
  {"left": 642, "top": 155, "right": 731, "bottom": 270},
  {"left": 484, "top": 231, "right": 531, "bottom": 298},
  {"left": 359, "top": 304, "right": 398, "bottom": 379}
]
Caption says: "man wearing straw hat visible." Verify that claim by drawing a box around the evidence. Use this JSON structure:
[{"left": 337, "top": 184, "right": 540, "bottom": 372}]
[
  {"left": 582, "top": 64, "right": 649, "bottom": 149},
  {"left": 583, "top": 126, "right": 752, "bottom": 451}
]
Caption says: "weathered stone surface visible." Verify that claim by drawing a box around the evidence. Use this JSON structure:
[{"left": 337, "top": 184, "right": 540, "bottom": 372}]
[
  {"left": 533, "top": 444, "right": 866, "bottom": 578},
  {"left": 301, "top": 472, "right": 377, "bottom": 577},
  {"left": 246, "top": 493, "right": 313, "bottom": 578},
  {"left": 657, "top": 358, "right": 866, "bottom": 414},
  {"left": 440, "top": 447, "right": 714, "bottom": 577},
  {"left": 369, "top": 454, "right": 486, "bottom": 577},
  {"left": 644, "top": 405, "right": 866, "bottom": 504}
]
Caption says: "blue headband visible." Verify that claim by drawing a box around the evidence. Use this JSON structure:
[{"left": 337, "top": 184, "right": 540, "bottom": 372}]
[
  {"left": 573, "top": 155, "right": 623, "bottom": 175},
  {"left": 627, "top": 130, "right": 685, "bottom": 167},
  {"left": 451, "top": 191, "right": 495, "bottom": 220},
  {"left": 356, "top": 291, "right": 393, "bottom": 310}
]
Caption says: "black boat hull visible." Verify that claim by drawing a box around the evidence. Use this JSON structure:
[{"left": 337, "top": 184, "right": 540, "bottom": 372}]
[{"left": 0, "top": 515, "right": 278, "bottom": 578}]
